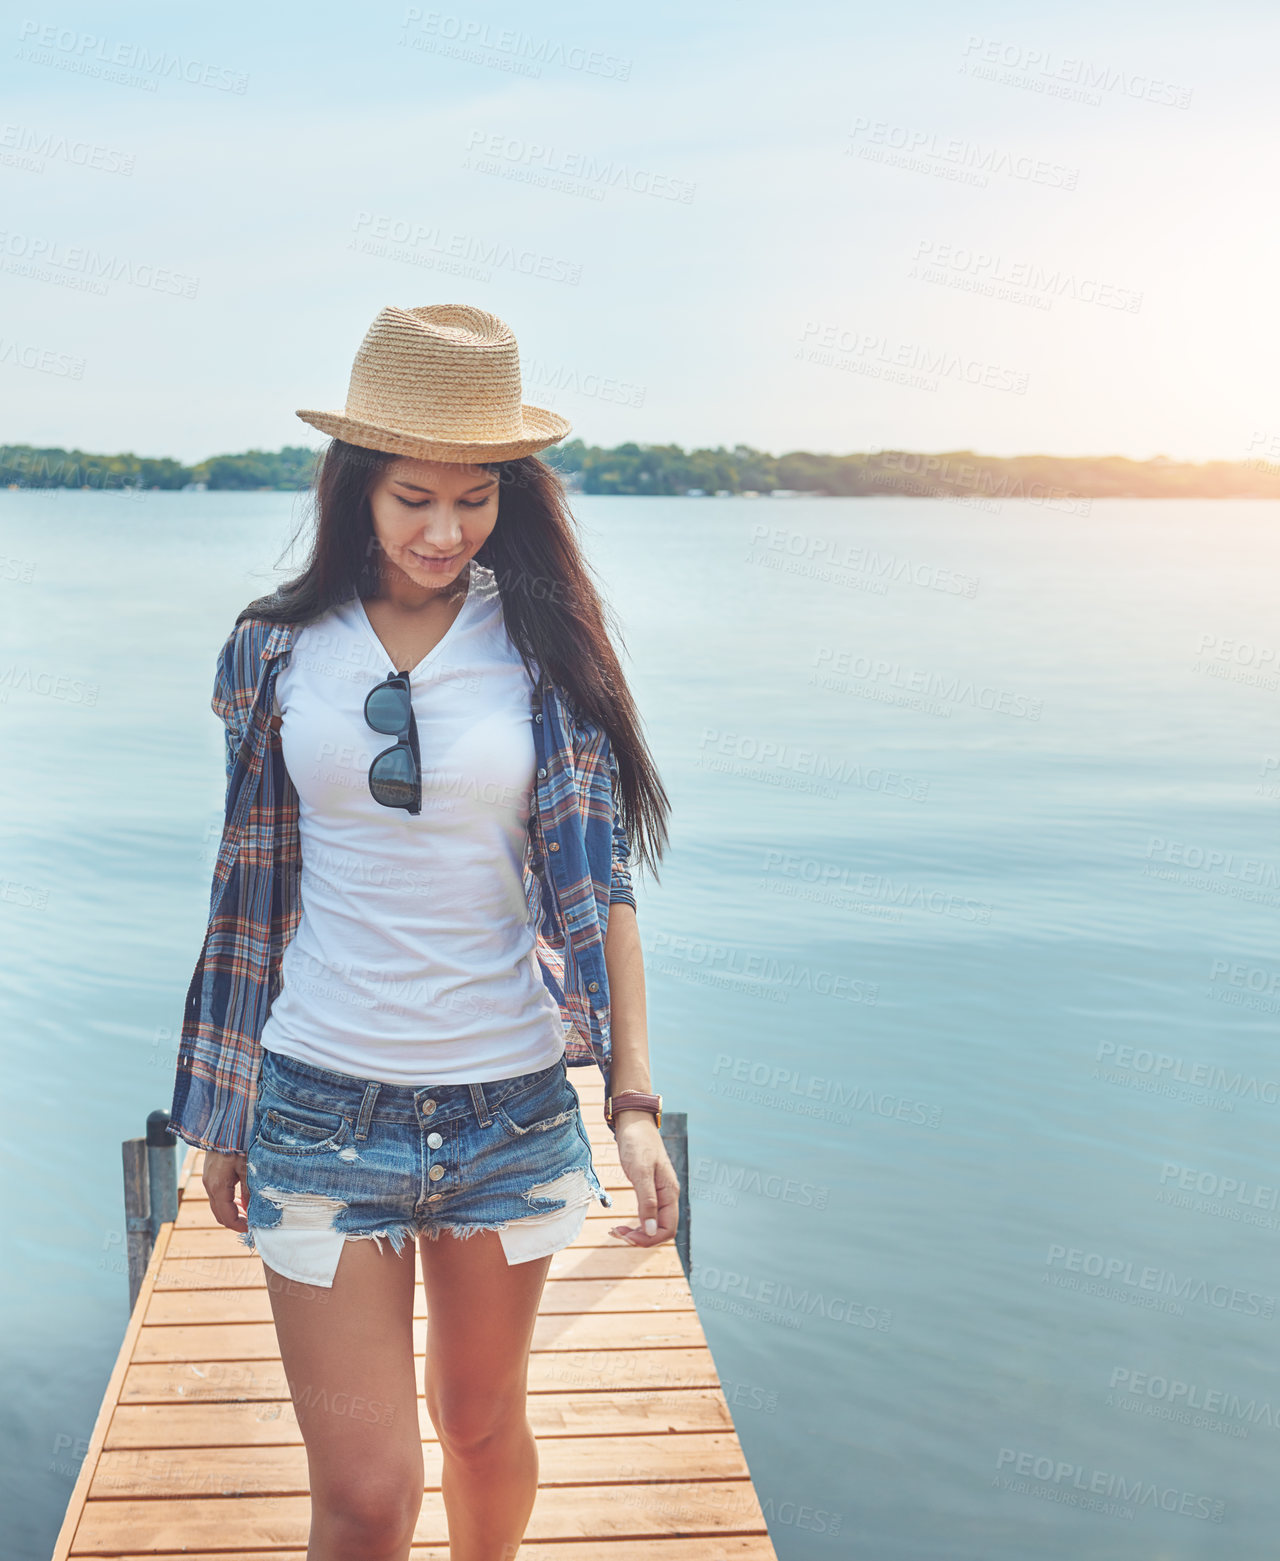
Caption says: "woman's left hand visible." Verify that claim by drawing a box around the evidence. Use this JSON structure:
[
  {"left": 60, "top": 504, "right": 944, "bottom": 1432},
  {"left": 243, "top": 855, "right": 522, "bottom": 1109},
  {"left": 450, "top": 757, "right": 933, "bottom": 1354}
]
[{"left": 608, "top": 1115, "right": 681, "bottom": 1246}]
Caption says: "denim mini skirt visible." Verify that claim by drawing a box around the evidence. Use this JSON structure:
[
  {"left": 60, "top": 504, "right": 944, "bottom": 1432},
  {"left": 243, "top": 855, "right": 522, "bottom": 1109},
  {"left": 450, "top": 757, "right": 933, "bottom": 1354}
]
[{"left": 238, "top": 1046, "right": 613, "bottom": 1288}]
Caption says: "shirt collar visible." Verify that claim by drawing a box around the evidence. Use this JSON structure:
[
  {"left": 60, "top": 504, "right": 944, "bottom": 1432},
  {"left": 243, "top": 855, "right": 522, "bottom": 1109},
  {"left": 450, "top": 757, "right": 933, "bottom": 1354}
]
[
  {"left": 255, "top": 617, "right": 551, "bottom": 705},
  {"left": 259, "top": 622, "right": 296, "bottom": 663}
]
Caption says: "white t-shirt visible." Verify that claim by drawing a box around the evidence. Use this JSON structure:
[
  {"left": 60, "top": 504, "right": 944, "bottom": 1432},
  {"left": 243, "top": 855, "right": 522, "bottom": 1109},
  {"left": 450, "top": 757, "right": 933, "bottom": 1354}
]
[{"left": 258, "top": 558, "right": 568, "bottom": 1084}]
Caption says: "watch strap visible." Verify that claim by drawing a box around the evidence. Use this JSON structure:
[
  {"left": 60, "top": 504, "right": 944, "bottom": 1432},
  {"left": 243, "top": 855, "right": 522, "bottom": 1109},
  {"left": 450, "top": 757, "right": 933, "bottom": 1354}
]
[{"left": 605, "top": 1090, "right": 662, "bottom": 1129}]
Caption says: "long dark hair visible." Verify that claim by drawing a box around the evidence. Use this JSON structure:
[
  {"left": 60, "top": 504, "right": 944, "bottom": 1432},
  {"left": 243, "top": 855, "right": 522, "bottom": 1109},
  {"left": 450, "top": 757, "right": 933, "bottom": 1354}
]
[{"left": 240, "top": 439, "right": 669, "bottom": 881}]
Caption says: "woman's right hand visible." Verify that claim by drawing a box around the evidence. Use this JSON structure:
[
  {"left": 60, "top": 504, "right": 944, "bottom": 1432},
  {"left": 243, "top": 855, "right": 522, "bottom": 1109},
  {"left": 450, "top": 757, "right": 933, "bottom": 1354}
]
[{"left": 203, "top": 1149, "right": 250, "bottom": 1233}]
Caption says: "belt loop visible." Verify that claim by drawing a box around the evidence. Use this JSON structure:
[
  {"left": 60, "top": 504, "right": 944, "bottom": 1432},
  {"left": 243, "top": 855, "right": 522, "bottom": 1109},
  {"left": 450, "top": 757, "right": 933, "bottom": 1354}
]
[
  {"left": 468, "top": 1080, "right": 492, "bottom": 1128},
  {"left": 355, "top": 1081, "right": 381, "bottom": 1140}
]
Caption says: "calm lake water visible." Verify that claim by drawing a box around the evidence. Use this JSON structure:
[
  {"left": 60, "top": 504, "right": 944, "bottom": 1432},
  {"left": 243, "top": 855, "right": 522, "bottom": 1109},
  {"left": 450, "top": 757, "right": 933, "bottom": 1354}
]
[{"left": 2, "top": 488, "right": 1278, "bottom": 1559}]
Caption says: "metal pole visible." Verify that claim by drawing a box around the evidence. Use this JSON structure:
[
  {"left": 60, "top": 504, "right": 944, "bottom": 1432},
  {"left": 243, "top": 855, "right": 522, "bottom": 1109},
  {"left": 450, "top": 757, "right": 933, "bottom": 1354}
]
[
  {"left": 122, "top": 1138, "right": 151, "bottom": 1312},
  {"left": 146, "top": 1109, "right": 178, "bottom": 1237},
  {"left": 659, "top": 1111, "right": 690, "bottom": 1278}
]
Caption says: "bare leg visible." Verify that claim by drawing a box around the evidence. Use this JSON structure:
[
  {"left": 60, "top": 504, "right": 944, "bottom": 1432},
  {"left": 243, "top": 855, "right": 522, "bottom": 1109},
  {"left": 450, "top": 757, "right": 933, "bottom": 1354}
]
[
  {"left": 261, "top": 1238, "right": 423, "bottom": 1560},
  {"left": 419, "top": 1228, "right": 554, "bottom": 1561}
]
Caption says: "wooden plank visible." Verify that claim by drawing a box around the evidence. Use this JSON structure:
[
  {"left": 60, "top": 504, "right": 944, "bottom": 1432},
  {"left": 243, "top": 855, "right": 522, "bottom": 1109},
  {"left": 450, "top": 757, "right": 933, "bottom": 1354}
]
[
  {"left": 105, "top": 1388, "right": 735, "bottom": 1447},
  {"left": 132, "top": 1310, "right": 709, "bottom": 1363},
  {"left": 70, "top": 1480, "right": 769, "bottom": 1553},
  {"left": 143, "top": 1277, "right": 691, "bottom": 1327},
  {"left": 90, "top": 1431, "right": 752, "bottom": 1498},
  {"left": 120, "top": 1348, "right": 724, "bottom": 1404},
  {"left": 105, "top": 1538, "right": 779, "bottom": 1561}
]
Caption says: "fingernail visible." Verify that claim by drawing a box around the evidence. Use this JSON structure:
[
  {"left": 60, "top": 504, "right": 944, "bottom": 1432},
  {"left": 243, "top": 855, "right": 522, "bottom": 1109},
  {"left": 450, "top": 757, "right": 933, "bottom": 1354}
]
[{"left": 644, "top": 1218, "right": 658, "bottom": 1235}]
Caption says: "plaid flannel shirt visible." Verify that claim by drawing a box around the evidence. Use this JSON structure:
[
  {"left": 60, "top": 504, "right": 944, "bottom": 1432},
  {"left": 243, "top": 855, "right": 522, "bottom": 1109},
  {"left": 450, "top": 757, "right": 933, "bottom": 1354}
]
[{"left": 168, "top": 610, "right": 637, "bottom": 1157}]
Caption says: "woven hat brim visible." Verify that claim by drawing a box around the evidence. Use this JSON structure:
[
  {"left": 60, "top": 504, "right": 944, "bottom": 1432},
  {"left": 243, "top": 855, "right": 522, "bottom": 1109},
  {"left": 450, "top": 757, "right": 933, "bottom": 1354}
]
[{"left": 294, "top": 403, "right": 572, "bottom": 464}]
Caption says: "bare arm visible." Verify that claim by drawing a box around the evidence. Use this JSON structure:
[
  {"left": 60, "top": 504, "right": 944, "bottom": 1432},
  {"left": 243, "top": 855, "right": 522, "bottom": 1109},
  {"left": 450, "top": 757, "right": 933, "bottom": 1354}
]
[
  {"left": 604, "top": 901, "right": 651, "bottom": 1095},
  {"left": 603, "top": 902, "right": 680, "bottom": 1246}
]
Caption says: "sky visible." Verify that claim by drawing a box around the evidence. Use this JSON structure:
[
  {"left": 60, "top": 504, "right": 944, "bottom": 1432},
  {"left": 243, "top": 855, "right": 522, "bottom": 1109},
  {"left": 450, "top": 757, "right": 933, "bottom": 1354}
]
[{"left": 0, "top": 0, "right": 1276, "bottom": 464}]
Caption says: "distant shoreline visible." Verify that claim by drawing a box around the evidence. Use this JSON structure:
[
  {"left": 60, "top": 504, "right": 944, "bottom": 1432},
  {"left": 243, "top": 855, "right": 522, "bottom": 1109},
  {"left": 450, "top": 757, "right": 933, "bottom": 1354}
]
[{"left": 3, "top": 439, "right": 1279, "bottom": 501}]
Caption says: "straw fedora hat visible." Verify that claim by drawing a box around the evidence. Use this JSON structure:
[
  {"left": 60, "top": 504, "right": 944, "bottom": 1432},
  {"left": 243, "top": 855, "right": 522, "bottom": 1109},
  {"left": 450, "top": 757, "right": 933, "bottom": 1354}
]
[{"left": 296, "top": 303, "right": 572, "bottom": 463}]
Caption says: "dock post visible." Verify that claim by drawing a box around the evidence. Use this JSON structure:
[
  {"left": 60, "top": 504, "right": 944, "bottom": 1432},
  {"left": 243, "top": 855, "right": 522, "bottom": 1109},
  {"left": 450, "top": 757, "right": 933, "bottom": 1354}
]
[
  {"left": 659, "top": 1110, "right": 690, "bottom": 1278},
  {"left": 122, "top": 1112, "right": 180, "bottom": 1310},
  {"left": 121, "top": 1139, "right": 152, "bottom": 1312},
  {"left": 146, "top": 1109, "right": 178, "bottom": 1237}
]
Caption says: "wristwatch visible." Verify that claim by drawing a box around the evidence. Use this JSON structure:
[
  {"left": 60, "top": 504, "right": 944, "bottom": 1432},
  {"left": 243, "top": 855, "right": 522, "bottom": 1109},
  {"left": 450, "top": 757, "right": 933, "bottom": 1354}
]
[{"left": 604, "top": 1090, "right": 663, "bottom": 1129}]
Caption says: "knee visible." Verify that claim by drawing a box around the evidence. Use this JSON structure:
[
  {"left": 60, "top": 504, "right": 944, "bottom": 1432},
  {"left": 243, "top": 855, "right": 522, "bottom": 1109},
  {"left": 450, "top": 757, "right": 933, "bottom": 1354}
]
[
  {"left": 313, "top": 1469, "right": 421, "bottom": 1550},
  {"left": 428, "top": 1388, "right": 527, "bottom": 1460}
]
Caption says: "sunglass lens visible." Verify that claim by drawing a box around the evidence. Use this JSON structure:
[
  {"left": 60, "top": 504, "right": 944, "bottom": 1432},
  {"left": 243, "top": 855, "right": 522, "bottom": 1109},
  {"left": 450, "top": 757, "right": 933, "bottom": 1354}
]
[
  {"left": 369, "top": 747, "right": 418, "bottom": 809},
  {"left": 366, "top": 682, "right": 411, "bottom": 735}
]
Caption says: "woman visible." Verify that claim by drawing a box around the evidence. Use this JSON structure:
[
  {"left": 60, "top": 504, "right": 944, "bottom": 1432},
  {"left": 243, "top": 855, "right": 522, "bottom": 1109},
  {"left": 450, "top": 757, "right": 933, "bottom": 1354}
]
[{"left": 168, "top": 304, "right": 677, "bottom": 1561}]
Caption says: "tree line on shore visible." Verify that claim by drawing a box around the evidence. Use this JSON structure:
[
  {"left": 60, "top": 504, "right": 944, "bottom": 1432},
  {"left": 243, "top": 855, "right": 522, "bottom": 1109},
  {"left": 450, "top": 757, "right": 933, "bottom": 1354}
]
[{"left": 2, "top": 438, "right": 1277, "bottom": 499}]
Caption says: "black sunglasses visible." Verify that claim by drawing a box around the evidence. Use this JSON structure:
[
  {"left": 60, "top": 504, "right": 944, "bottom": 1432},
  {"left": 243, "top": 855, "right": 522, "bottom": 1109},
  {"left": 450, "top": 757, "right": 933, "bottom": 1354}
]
[{"left": 363, "top": 670, "right": 421, "bottom": 815}]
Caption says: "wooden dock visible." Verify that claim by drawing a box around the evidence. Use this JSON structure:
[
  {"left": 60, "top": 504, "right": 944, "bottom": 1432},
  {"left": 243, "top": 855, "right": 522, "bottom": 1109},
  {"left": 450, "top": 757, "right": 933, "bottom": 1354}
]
[{"left": 52, "top": 1072, "right": 778, "bottom": 1559}]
